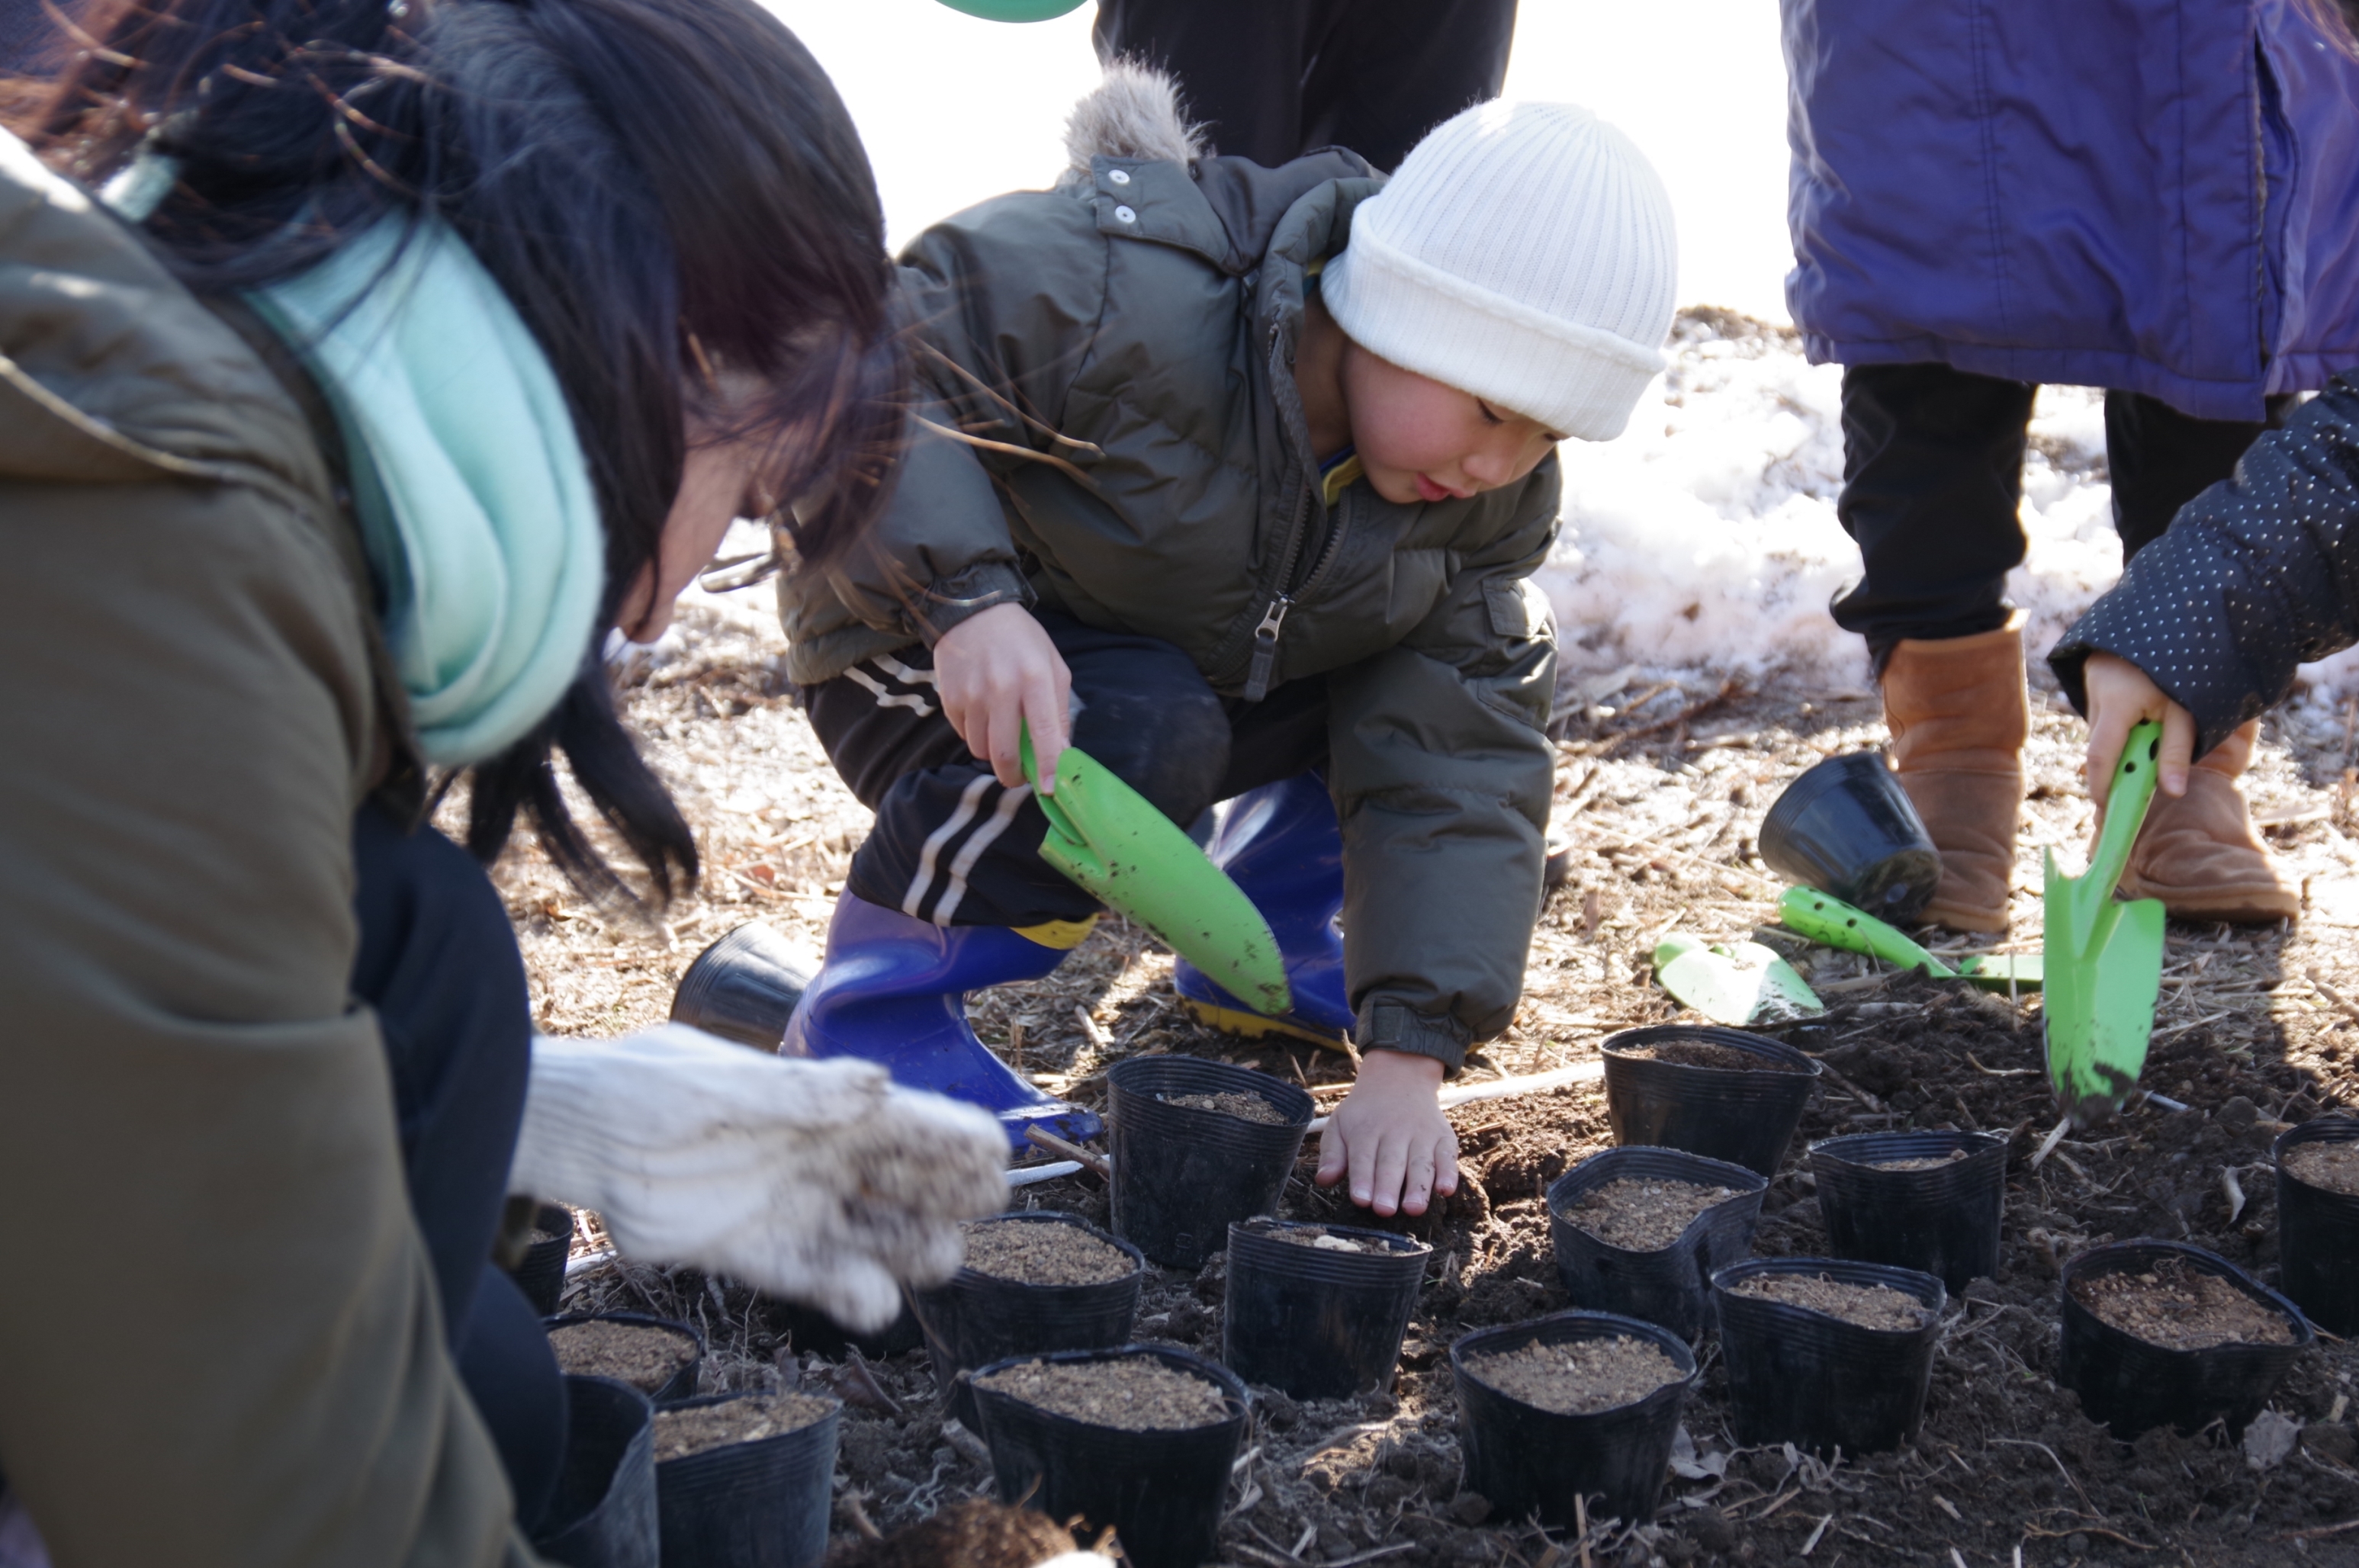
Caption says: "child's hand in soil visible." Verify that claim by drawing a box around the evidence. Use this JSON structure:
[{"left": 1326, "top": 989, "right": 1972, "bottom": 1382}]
[
  {"left": 2082, "top": 651, "right": 2197, "bottom": 805},
  {"left": 934, "top": 602, "right": 1073, "bottom": 792},
  {"left": 1316, "top": 1049, "right": 1459, "bottom": 1217}
]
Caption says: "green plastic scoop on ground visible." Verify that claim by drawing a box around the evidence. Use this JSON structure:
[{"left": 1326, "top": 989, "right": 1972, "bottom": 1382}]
[
  {"left": 1020, "top": 728, "right": 1291, "bottom": 1017},
  {"left": 1776, "top": 887, "right": 2043, "bottom": 991},
  {"left": 2044, "top": 718, "right": 2168, "bottom": 1126},
  {"left": 1654, "top": 933, "right": 1824, "bottom": 1026}
]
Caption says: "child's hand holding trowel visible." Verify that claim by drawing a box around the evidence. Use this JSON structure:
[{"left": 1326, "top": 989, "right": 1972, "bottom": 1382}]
[{"left": 2081, "top": 652, "right": 2197, "bottom": 806}]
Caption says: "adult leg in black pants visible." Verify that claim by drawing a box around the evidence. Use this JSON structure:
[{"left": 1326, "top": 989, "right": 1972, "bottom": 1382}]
[
  {"left": 350, "top": 802, "right": 567, "bottom": 1533},
  {"left": 1092, "top": 0, "right": 1518, "bottom": 171}
]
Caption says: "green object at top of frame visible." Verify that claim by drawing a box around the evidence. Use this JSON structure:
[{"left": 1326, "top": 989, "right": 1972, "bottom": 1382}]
[
  {"left": 1020, "top": 726, "right": 1292, "bottom": 1018},
  {"left": 934, "top": 0, "right": 1090, "bottom": 21}
]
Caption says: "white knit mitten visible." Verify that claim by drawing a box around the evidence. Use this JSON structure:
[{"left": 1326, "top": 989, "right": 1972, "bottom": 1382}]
[{"left": 510, "top": 1024, "right": 1008, "bottom": 1331}]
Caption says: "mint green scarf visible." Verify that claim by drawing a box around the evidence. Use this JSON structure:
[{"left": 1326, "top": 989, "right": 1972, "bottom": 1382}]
[{"left": 250, "top": 217, "right": 604, "bottom": 767}]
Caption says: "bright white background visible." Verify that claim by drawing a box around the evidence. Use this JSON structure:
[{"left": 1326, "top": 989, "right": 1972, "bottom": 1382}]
[{"left": 759, "top": 0, "right": 1796, "bottom": 320}]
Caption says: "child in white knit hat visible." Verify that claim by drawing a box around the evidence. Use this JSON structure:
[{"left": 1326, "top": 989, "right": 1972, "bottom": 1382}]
[{"left": 773, "top": 69, "right": 1677, "bottom": 1216}]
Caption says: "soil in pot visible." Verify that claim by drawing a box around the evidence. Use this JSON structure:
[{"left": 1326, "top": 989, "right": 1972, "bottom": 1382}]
[
  {"left": 2283, "top": 1139, "right": 2359, "bottom": 1195},
  {"left": 1265, "top": 1226, "right": 1374, "bottom": 1252},
  {"left": 1157, "top": 1089, "right": 1286, "bottom": 1124},
  {"left": 1612, "top": 1039, "right": 1808, "bottom": 1073},
  {"left": 970, "top": 1355, "right": 1229, "bottom": 1431},
  {"left": 651, "top": 1392, "right": 831, "bottom": 1462},
  {"left": 2070, "top": 1255, "right": 2300, "bottom": 1351},
  {"left": 1458, "top": 1334, "right": 1686, "bottom": 1415},
  {"left": 1559, "top": 1176, "right": 1741, "bottom": 1252},
  {"left": 960, "top": 1216, "right": 1136, "bottom": 1287},
  {"left": 1728, "top": 1270, "right": 1933, "bottom": 1332},
  {"left": 1874, "top": 1150, "right": 1969, "bottom": 1171},
  {"left": 550, "top": 1319, "right": 701, "bottom": 1399}
]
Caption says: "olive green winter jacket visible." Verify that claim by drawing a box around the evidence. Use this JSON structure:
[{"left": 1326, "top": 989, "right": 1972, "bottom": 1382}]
[
  {"left": 0, "top": 132, "right": 535, "bottom": 1566},
  {"left": 779, "top": 151, "right": 1562, "bottom": 1067}
]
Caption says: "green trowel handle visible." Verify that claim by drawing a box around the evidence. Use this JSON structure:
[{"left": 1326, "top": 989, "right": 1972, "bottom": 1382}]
[
  {"left": 2088, "top": 719, "right": 2165, "bottom": 896},
  {"left": 1776, "top": 887, "right": 1958, "bottom": 977}
]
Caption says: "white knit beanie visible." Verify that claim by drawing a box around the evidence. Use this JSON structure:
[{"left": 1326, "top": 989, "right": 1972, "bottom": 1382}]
[{"left": 1322, "top": 100, "right": 1677, "bottom": 442}]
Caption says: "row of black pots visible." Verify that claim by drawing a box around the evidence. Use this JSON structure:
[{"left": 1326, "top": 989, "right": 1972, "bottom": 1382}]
[{"left": 534, "top": 1314, "right": 836, "bottom": 1568}]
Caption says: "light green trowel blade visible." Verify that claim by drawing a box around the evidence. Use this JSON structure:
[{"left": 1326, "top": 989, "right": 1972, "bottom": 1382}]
[
  {"left": 1654, "top": 933, "right": 1824, "bottom": 1026},
  {"left": 2044, "top": 720, "right": 2168, "bottom": 1125},
  {"left": 1777, "top": 888, "right": 2043, "bottom": 992},
  {"left": 1020, "top": 729, "right": 1291, "bottom": 1017}
]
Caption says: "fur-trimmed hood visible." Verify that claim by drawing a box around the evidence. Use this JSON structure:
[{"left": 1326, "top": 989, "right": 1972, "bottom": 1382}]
[{"left": 1056, "top": 60, "right": 1205, "bottom": 190}]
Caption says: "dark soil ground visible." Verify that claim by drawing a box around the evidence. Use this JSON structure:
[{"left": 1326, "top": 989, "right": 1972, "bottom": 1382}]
[{"left": 502, "top": 542, "right": 2359, "bottom": 1564}]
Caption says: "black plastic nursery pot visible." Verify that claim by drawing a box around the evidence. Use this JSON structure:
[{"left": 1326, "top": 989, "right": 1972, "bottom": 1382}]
[
  {"left": 1222, "top": 1218, "right": 1432, "bottom": 1399},
  {"left": 1757, "top": 751, "right": 1943, "bottom": 924},
  {"left": 1809, "top": 1130, "right": 2006, "bottom": 1294},
  {"left": 668, "top": 921, "right": 815, "bottom": 1050},
  {"left": 535, "top": 1376, "right": 660, "bottom": 1568},
  {"left": 1711, "top": 1256, "right": 1945, "bottom": 1454},
  {"left": 909, "top": 1210, "right": 1146, "bottom": 1427},
  {"left": 1451, "top": 1309, "right": 1699, "bottom": 1530},
  {"left": 2058, "top": 1239, "right": 2312, "bottom": 1440},
  {"left": 1600, "top": 1025, "right": 1823, "bottom": 1178},
  {"left": 546, "top": 1313, "right": 706, "bottom": 1406},
  {"left": 1105, "top": 1056, "right": 1313, "bottom": 1268},
  {"left": 653, "top": 1391, "right": 840, "bottom": 1568},
  {"left": 765, "top": 1296, "right": 924, "bottom": 1360},
  {"left": 967, "top": 1343, "right": 1250, "bottom": 1568},
  {"left": 2276, "top": 1118, "right": 2359, "bottom": 1336},
  {"left": 1546, "top": 1145, "right": 1767, "bottom": 1341},
  {"left": 513, "top": 1202, "right": 575, "bottom": 1319}
]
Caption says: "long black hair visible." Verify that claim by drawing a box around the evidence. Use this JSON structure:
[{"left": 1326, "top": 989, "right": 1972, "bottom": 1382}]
[{"left": 31, "top": 0, "right": 903, "bottom": 908}]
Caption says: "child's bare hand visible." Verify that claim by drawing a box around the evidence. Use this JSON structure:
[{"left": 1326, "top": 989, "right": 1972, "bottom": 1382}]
[
  {"left": 1315, "top": 1049, "right": 1458, "bottom": 1217},
  {"left": 933, "top": 604, "right": 1072, "bottom": 792},
  {"left": 2082, "top": 651, "right": 2197, "bottom": 806}
]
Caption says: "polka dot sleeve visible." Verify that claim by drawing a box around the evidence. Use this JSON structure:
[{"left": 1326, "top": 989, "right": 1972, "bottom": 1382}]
[{"left": 2050, "top": 374, "right": 2359, "bottom": 759}]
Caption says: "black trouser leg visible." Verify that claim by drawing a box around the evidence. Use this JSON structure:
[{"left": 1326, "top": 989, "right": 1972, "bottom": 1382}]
[
  {"left": 804, "top": 612, "right": 1330, "bottom": 929},
  {"left": 1830, "top": 362, "right": 2039, "bottom": 664},
  {"left": 1092, "top": 0, "right": 1326, "bottom": 164},
  {"left": 1308, "top": 0, "right": 1518, "bottom": 171},
  {"left": 2103, "top": 390, "right": 2296, "bottom": 561},
  {"left": 350, "top": 802, "right": 565, "bottom": 1532}
]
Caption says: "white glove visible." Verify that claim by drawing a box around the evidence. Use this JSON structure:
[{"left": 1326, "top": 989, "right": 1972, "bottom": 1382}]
[{"left": 510, "top": 1023, "right": 1008, "bottom": 1332}]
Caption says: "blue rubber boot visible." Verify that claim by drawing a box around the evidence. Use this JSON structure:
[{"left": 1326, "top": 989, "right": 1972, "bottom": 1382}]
[
  {"left": 781, "top": 892, "right": 1103, "bottom": 1150},
  {"left": 1172, "top": 773, "right": 1355, "bottom": 1049}
]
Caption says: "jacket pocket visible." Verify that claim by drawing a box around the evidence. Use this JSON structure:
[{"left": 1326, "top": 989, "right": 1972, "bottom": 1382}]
[{"left": 1483, "top": 576, "right": 1553, "bottom": 640}]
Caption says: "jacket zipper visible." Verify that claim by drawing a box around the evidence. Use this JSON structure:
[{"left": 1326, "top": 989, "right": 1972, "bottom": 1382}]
[{"left": 1242, "top": 595, "right": 1291, "bottom": 700}]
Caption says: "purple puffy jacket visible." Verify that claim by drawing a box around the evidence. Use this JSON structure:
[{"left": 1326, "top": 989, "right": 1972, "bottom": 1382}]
[{"left": 1783, "top": 0, "right": 2359, "bottom": 421}]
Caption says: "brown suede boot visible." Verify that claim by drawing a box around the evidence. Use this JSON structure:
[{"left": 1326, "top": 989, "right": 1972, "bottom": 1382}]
[
  {"left": 1881, "top": 613, "right": 2029, "bottom": 933},
  {"left": 2116, "top": 721, "right": 2299, "bottom": 923}
]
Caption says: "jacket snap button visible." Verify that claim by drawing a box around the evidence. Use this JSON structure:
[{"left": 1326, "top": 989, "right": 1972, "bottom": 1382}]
[
  {"left": 1108, "top": 168, "right": 1131, "bottom": 185},
  {"left": 1114, "top": 204, "right": 1137, "bottom": 223}
]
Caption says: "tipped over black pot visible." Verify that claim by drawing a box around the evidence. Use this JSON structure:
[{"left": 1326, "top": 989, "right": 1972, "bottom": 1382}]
[
  {"left": 1223, "top": 1218, "right": 1431, "bottom": 1399},
  {"left": 653, "top": 1391, "right": 840, "bottom": 1568},
  {"left": 1711, "top": 1256, "right": 1945, "bottom": 1454},
  {"left": 967, "top": 1344, "right": 1250, "bottom": 1568},
  {"left": 668, "top": 922, "right": 815, "bottom": 1049},
  {"left": 2276, "top": 1118, "right": 2359, "bottom": 1336},
  {"left": 1106, "top": 1057, "right": 1313, "bottom": 1268},
  {"left": 535, "top": 1376, "right": 660, "bottom": 1568},
  {"left": 1810, "top": 1129, "right": 2006, "bottom": 1293},
  {"left": 1601, "top": 1024, "right": 1822, "bottom": 1177},
  {"left": 2058, "top": 1239, "right": 2312, "bottom": 1439},
  {"left": 1758, "top": 751, "right": 1942, "bottom": 924},
  {"left": 1452, "top": 1310, "right": 1699, "bottom": 1529},
  {"left": 1547, "top": 1145, "right": 1767, "bottom": 1341},
  {"left": 909, "top": 1210, "right": 1146, "bottom": 1428}
]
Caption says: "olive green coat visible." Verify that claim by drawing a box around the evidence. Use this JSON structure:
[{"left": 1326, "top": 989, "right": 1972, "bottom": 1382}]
[
  {"left": 0, "top": 133, "right": 533, "bottom": 1566},
  {"left": 779, "top": 153, "right": 1561, "bottom": 1064}
]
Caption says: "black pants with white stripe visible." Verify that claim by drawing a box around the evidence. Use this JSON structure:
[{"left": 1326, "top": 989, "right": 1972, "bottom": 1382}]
[{"left": 804, "top": 611, "right": 1331, "bottom": 927}]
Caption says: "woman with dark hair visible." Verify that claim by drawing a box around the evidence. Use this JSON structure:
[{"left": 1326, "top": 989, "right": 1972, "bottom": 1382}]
[{"left": 0, "top": 1, "right": 1006, "bottom": 1562}]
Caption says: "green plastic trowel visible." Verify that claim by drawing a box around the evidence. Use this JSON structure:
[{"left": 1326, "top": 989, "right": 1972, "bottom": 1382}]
[
  {"left": 2045, "top": 719, "right": 2168, "bottom": 1125},
  {"left": 1654, "top": 933, "right": 1824, "bottom": 1026},
  {"left": 1776, "top": 887, "right": 2043, "bottom": 991},
  {"left": 1020, "top": 728, "right": 1291, "bottom": 1017}
]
